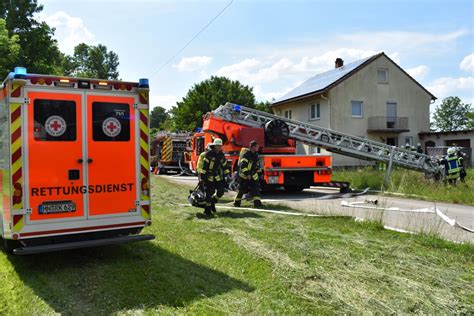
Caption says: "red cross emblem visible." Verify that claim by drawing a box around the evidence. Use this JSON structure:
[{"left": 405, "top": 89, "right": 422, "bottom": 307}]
[
  {"left": 102, "top": 117, "right": 121, "bottom": 137},
  {"left": 45, "top": 115, "right": 67, "bottom": 137},
  {"left": 50, "top": 120, "right": 62, "bottom": 131}
]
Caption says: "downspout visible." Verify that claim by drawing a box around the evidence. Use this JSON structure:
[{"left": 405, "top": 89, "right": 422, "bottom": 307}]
[{"left": 321, "top": 93, "right": 331, "bottom": 129}]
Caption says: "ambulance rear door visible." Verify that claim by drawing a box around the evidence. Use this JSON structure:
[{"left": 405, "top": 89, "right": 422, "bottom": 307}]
[{"left": 86, "top": 93, "right": 139, "bottom": 217}]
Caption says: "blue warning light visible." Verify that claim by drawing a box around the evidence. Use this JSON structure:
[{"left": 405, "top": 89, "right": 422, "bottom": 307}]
[
  {"left": 14, "top": 67, "right": 27, "bottom": 79},
  {"left": 232, "top": 104, "right": 242, "bottom": 112},
  {"left": 139, "top": 78, "right": 149, "bottom": 88}
]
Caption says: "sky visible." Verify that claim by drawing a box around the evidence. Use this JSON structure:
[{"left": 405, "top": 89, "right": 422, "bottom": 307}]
[{"left": 38, "top": 0, "right": 473, "bottom": 113}]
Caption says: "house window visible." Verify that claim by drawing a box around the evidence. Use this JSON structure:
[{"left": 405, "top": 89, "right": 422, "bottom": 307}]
[
  {"left": 284, "top": 110, "right": 292, "bottom": 119},
  {"left": 351, "top": 101, "right": 363, "bottom": 118},
  {"left": 310, "top": 103, "right": 320, "bottom": 120},
  {"left": 404, "top": 136, "right": 413, "bottom": 147},
  {"left": 378, "top": 68, "right": 388, "bottom": 83}
]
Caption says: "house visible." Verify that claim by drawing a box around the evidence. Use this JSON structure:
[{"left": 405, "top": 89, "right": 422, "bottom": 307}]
[
  {"left": 271, "top": 52, "right": 436, "bottom": 166},
  {"left": 419, "top": 129, "right": 474, "bottom": 166}
]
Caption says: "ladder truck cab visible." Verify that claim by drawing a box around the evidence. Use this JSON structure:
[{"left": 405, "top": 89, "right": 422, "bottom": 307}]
[
  {"left": 0, "top": 67, "right": 154, "bottom": 255},
  {"left": 187, "top": 104, "right": 349, "bottom": 192}
]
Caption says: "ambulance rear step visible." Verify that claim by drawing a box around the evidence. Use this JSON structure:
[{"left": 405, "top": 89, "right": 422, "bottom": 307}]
[{"left": 13, "top": 234, "right": 155, "bottom": 255}]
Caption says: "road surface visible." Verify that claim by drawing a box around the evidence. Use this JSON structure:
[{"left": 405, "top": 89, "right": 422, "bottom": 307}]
[{"left": 160, "top": 174, "right": 474, "bottom": 243}]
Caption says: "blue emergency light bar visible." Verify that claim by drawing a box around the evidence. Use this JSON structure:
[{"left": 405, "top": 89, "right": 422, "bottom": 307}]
[
  {"left": 196, "top": 127, "right": 203, "bottom": 132},
  {"left": 139, "top": 78, "right": 149, "bottom": 88},
  {"left": 232, "top": 104, "right": 242, "bottom": 112},
  {"left": 14, "top": 67, "right": 27, "bottom": 79}
]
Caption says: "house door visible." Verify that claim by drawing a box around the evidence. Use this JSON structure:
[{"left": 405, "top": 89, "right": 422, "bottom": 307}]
[{"left": 386, "top": 102, "right": 397, "bottom": 128}]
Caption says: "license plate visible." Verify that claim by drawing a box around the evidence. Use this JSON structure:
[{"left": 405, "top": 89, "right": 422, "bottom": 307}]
[
  {"left": 39, "top": 200, "right": 76, "bottom": 214},
  {"left": 268, "top": 176, "right": 280, "bottom": 184}
]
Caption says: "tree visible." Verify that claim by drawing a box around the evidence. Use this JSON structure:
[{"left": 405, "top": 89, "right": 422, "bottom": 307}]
[
  {"left": 432, "top": 97, "right": 473, "bottom": 131},
  {"left": 64, "top": 43, "right": 120, "bottom": 79},
  {"left": 173, "top": 76, "right": 256, "bottom": 131},
  {"left": 150, "top": 106, "right": 169, "bottom": 129},
  {"left": 0, "top": 0, "right": 63, "bottom": 76},
  {"left": 0, "top": 19, "right": 20, "bottom": 76},
  {"left": 467, "top": 112, "right": 474, "bottom": 129},
  {"left": 254, "top": 100, "right": 273, "bottom": 113}
]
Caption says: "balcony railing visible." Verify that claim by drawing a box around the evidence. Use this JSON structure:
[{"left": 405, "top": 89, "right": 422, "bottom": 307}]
[{"left": 367, "top": 116, "right": 409, "bottom": 133}]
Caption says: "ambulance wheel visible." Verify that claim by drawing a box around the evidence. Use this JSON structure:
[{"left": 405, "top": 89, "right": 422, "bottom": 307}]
[{"left": 2, "top": 239, "right": 17, "bottom": 255}]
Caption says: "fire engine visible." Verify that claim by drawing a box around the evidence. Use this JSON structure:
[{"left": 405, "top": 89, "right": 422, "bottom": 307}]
[
  {"left": 186, "top": 104, "right": 349, "bottom": 192},
  {"left": 151, "top": 131, "right": 192, "bottom": 174},
  {"left": 0, "top": 67, "right": 154, "bottom": 254}
]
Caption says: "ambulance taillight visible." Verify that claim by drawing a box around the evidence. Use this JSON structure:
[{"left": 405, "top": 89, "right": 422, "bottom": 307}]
[{"left": 13, "top": 183, "right": 22, "bottom": 205}]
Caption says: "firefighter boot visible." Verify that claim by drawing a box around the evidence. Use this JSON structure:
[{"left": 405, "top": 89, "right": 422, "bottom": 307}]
[
  {"left": 204, "top": 205, "right": 213, "bottom": 216},
  {"left": 211, "top": 202, "right": 217, "bottom": 213},
  {"left": 254, "top": 199, "right": 263, "bottom": 208}
]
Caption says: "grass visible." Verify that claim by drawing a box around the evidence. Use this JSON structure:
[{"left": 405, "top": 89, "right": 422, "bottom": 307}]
[
  {"left": 332, "top": 167, "right": 474, "bottom": 205},
  {"left": 0, "top": 176, "right": 473, "bottom": 314}
]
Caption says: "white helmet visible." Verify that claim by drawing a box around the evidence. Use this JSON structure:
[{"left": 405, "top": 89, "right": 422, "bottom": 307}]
[
  {"left": 447, "top": 147, "right": 456, "bottom": 155},
  {"left": 211, "top": 138, "right": 223, "bottom": 146}
]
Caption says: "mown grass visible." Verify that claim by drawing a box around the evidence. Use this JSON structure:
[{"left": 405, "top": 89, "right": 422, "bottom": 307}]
[
  {"left": 0, "top": 176, "right": 473, "bottom": 314},
  {"left": 332, "top": 167, "right": 474, "bottom": 205}
]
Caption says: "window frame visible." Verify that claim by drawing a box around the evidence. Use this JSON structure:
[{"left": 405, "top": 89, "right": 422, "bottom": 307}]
[
  {"left": 377, "top": 68, "right": 388, "bottom": 84},
  {"left": 310, "top": 103, "right": 320, "bottom": 121},
  {"left": 33, "top": 99, "right": 77, "bottom": 142},
  {"left": 351, "top": 100, "right": 363, "bottom": 118},
  {"left": 92, "top": 101, "right": 131, "bottom": 142},
  {"left": 284, "top": 110, "right": 292, "bottom": 119}
]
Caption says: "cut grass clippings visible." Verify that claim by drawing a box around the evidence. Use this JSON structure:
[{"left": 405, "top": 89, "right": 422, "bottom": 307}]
[
  {"left": 0, "top": 176, "right": 472, "bottom": 314},
  {"left": 332, "top": 168, "right": 474, "bottom": 205}
]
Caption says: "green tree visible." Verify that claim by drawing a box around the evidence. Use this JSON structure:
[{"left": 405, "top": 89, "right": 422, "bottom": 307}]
[
  {"left": 0, "top": 0, "right": 63, "bottom": 76},
  {"left": 150, "top": 106, "right": 169, "bottom": 129},
  {"left": 0, "top": 19, "right": 20, "bottom": 76},
  {"left": 254, "top": 100, "right": 273, "bottom": 113},
  {"left": 173, "top": 76, "right": 256, "bottom": 131},
  {"left": 467, "top": 112, "right": 474, "bottom": 129},
  {"left": 64, "top": 43, "right": 120, "bottom": 79},
  {"left": 432, "top": 96, "right": 473, "bottom": 131}
]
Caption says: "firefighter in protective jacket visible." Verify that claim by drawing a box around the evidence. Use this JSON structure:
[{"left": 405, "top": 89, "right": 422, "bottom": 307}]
[
  {"left": 200, "top": 138, "right": 230, "bottom": 215},
  {"left": 233, "top": 140, "right": 263, "bottom": 208},
  {"left": 440, "top": 147, "right": 461, "bottom": 184}
]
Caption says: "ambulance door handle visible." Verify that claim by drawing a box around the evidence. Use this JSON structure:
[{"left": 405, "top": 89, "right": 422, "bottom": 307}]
[
  {"left": 87, "top": 158, "right": 93, "bottom": 164},
  {"left": 77, "top": 158, "right": 84, "bottom": 164}
]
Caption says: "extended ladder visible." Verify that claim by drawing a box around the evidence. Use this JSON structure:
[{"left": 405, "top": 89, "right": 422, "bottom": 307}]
[{"left": 212, "top": 103, "right": 441, "bottom": 176}]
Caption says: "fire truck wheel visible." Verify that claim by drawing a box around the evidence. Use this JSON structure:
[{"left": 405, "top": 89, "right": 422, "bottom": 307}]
[
  {"left": 284, "top": 185, "right": 305, "bottom": 193},
  {"left": 158, "top": 168, "right": 168, "bottom": 175}
]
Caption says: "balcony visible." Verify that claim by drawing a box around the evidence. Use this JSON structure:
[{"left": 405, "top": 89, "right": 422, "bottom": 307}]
[{"left": 367, "top": 116, "right": 409, "bottom": 133}]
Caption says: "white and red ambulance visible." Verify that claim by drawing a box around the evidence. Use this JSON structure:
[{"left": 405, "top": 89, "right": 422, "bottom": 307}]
[{"left": 0, "top": 67, "right": 154, "bottom": 254}]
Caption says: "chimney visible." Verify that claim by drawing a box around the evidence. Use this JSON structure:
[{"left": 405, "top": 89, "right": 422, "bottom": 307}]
[{"left": 335, "top": 58, "right": 344, "bottom": 68}]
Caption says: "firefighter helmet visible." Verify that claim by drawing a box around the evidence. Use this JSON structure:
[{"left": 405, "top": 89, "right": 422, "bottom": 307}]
[
  {"left": 447, "top": 147, "right": 456, "bottom": 155},
  {"left": 212, "top": 138, "right": 223, "bottom": 146}
]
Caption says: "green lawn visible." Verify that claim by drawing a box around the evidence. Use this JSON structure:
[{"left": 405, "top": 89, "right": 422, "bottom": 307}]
[
  {"left": 332, "top": 168, "right": 474, "bottom": 205},
  {"left": 0, "top": 176, "right": 473, "bottom": 314}
]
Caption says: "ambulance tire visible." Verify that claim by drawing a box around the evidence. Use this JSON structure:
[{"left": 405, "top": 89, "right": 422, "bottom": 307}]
[{"left": 2, "top": 239, "right": 17, "bottom": 255}]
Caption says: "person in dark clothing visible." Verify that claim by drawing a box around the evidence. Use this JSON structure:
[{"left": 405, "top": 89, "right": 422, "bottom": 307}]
[
  {"left": 200, "top": 138, "right": 229, "bottom": 216},
  {"left": 439, "top": 147, "right": 461, "bottom": 185},
  {"left": 233, "top": 140, "right": 263, "bottom": 208},
  {"left": 416, "top": 143, "right": 423, "bottom": 154}
]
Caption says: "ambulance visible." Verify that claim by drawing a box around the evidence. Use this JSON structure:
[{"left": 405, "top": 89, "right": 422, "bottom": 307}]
[{"left": 0, "top": 67, "right": 154, "bottom": 254}]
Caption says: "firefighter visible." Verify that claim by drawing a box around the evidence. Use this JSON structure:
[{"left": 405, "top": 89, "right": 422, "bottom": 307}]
[
  {"left": 455, "top": 146, "right": 467, "bottom": 183},
  {"left": 201, "top": 138, "right": 228, "bottom": 216},
  {"left": 196, "top": 144, "right": 213, "bottom": 180},
  {"left": 416, "top": 143, "right": 423, "bottom": 154},
  {"left": 440, "top": 147, "right": 461, "bottom": 184},
  {"left": 233, "top": 140, "right": 263, "bottom": 208}
]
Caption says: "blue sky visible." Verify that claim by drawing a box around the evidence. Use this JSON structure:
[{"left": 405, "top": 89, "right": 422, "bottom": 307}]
[{"left": 39, "top": 0, "right": 473, "bottom": 111}]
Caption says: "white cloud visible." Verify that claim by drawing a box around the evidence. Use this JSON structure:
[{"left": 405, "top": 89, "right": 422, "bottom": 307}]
[
  {"left": 39, "top": 11, "right": 95, "bottom": 54},
  {"left": 173, "top": 56, "right": 212, "bottom": 72},
  {"left": 427, "top": 76, "right": 474, "bottom": 101},
  {"left": 150, "top": 94, "right": 179, "bottom": 110},
  {"left": 460, "top": 53, "right": 474, "bottom": 72},
  {"left": 215, "top": 48, "right": 377, "bottom": 86},
  {"left": 406, "top": 65, "right": 430, "bottom": 80}
]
